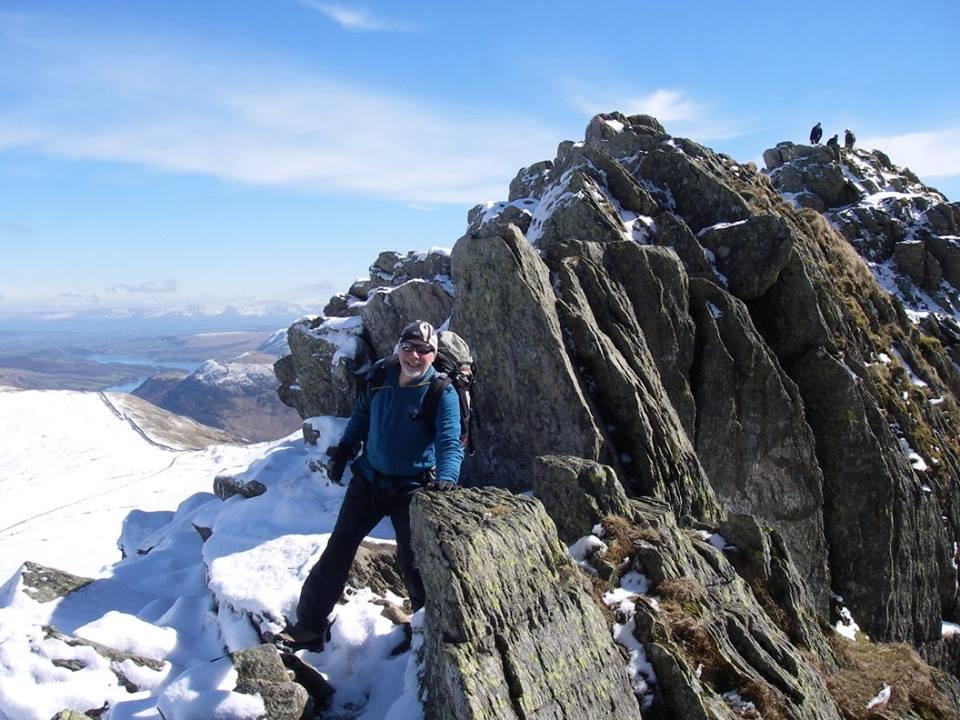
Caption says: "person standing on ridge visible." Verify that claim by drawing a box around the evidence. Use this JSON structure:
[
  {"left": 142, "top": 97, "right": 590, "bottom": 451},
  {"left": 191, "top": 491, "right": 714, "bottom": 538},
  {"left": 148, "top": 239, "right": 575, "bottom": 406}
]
[
  {"left": 279, "top": 319, "right": 463, "bottom": 651},
  {"left": 826, "top": 134, "right": 841, "bottom": 161},
  {"left": 810, "top": 122, "right": 823, "bottom": 144},
  {"left": 844, "top": 129, "right": 856, "bottom": 149}
]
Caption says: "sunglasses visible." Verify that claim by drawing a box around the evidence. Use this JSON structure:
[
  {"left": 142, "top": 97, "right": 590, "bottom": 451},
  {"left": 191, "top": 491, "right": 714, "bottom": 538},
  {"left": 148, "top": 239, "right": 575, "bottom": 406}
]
[{"left": 400, "top": 340, "right": 435, "bottom": 355}]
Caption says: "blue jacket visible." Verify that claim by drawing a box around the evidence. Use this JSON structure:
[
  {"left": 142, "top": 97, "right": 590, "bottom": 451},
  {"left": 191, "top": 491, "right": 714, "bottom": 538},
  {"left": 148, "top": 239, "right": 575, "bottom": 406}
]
[{"left": 341, "top": 361, "right": 463, "bottom": 484}]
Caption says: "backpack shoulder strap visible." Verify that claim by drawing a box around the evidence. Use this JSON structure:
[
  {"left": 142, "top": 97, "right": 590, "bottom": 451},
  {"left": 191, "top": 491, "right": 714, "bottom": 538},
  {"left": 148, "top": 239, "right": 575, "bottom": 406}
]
[
  {"left": 365, "top": 356, "right": 399, "bottom": 398},
  {"left": 417, "top": 373, "right": 452, "bottom": 431}
]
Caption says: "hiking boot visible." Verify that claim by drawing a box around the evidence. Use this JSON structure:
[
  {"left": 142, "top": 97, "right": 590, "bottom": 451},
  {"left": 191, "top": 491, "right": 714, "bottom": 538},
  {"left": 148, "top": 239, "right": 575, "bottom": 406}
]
[
  {"left": 389, "top": 622, "right": 413, "bottom": 656},
  {"left": 272, "top": 619, "right": 333, "bottom": 652}
]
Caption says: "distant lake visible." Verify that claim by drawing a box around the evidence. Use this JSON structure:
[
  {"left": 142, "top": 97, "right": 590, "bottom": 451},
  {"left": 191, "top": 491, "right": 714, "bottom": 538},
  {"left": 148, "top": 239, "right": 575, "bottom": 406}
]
[
  {"left": 78, "top": 353, "right": 201, "bottom": 373},
  {"left": 77, "top": 353, "right": 202, "bottom": 393}
]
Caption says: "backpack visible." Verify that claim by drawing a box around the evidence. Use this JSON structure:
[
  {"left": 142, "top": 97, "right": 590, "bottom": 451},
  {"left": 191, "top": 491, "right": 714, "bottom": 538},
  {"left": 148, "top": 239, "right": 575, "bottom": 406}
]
[{"left": 365, "top": 330, "right": 477, "bottom": 452}]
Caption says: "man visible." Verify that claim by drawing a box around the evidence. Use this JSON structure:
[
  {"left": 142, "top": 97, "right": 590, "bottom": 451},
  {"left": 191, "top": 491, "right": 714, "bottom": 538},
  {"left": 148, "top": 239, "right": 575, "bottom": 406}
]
[
  {"left": 826, "top": 134, "right": 841, "bottom": 162},
  {"left": 810, "top": 122, "right": 822, "bottom": 145},
  {"left": 844, "top": 128, "right": 856, "bottom": 150},
  {"left": 281, "top": 320, "right": 463, "bottom": 650}
]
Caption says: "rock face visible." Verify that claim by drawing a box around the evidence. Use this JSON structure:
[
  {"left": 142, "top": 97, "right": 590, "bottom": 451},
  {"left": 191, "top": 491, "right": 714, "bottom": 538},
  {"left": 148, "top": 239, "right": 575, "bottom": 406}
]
[
  {"left": 410, "top": 487, "right": 642, "bottom": 720},
  {"left": 450, "top": 227, "right": 605, "bottom": 492},
  {"left": 624, "top": 497, "right": 843, "bottom": 720}
]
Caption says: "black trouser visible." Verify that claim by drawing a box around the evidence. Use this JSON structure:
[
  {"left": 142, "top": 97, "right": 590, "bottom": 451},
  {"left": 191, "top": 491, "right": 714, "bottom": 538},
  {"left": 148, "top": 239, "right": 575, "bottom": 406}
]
[{"left": 296, "top": 472, "right": 425, "bottom": 631}]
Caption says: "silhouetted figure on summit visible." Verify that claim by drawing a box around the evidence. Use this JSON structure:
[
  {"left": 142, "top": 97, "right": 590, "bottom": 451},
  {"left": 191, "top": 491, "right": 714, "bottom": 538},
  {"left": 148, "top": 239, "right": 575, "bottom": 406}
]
[
  {"left": 826, "top": 134, "right": 841, "bottom": 161},
  {"left": 844, "top": 129, "right": 856, "bottom": 149},
  {"left": 810, "top": 122, "right": 823, "bottom": 144}
]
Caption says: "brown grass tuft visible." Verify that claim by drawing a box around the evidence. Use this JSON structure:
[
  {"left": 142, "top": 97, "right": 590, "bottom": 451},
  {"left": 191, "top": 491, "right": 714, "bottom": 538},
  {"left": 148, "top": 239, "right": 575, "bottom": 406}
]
[
  {"left": 740, "top": 677, "right": 788, "bottom": 720},
  {"left": 598, "top": 515, "right": 661, "bottom": 571},
  {"left": 659, "top": 600, "right": 732, "bottom": 689},
  {"left": 825, "top": 636, "right": 959, "bottom": 720},
  {"left": 657, "top": 577, "right": 706, "bottom": 605}
]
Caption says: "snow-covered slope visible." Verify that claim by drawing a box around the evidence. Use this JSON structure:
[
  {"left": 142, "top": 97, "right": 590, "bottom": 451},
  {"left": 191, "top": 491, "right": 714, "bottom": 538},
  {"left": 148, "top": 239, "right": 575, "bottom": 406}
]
[
  {"left": 0, "top": 388, "right": 239, "bottom": 580},
  {"left": 0, "top": 390, "right": 420, "bottom": 720}
]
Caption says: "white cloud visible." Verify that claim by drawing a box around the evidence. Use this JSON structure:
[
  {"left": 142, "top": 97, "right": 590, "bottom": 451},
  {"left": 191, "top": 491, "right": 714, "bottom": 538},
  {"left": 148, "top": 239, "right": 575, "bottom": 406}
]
[
  {"left": 107, "top": 279, "right": 178, "bottom": 295},
  {"left": 860, "top": 128, "right": 960, "bottom": 178},
  {"left": 564, "top": 83, "right": 750, "bottom": 141},
  {"left": 296, "top": 1, "right": 420, "bottom": 32},
  {"left": 0, "top": 13, "right": 557, "bottom": 205}
]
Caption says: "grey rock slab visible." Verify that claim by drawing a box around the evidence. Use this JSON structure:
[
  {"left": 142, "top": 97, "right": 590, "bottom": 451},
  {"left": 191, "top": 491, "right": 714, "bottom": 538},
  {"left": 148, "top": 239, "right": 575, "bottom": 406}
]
[{"left": 411, "top": 487, "right": 642, "bottom": 720}]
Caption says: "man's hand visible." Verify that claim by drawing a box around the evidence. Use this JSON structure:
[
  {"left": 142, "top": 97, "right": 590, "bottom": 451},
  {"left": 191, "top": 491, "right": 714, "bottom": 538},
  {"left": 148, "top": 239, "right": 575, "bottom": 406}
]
[
  {"left": 424, "top": 480, "right": 458, "bottom": 492},
  {"left": 325, "top": 444, "right": 352, "bottom": 484}
]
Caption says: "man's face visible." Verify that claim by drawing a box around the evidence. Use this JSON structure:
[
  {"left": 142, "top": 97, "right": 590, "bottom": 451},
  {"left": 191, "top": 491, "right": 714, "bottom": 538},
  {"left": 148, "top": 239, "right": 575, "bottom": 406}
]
[{"left": 398, "top": 340, "right": 436, "bottom": 379}]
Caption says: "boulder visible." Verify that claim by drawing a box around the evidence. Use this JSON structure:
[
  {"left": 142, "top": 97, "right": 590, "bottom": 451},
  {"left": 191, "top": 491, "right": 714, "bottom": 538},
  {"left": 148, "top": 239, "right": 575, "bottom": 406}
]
[
  {"left": 650, "top": 210, "right": 717, "bottom": 280},
  {"left": 696, "top": 214, "right": 794, "bottom": 300},
  {"left": 583, "top": 111, "right": 667, "bottom": 159},
  {"left": 528, "top": 170, "right": 630, "bottom": 248},
  {"left": 466, "top": 202, "right": 534, "bottom": 238},
  {"left": 347, "top": 541, "right": 405, "bottom": 599},
  {"left": 359, "top": 279, "right": 454, "bottom": 359},
  {"left": 925, "top": 234, "right": 960, "bottom": 289},
  {"left": 531, "top": 455, "right": 631, "bottom": 543},
  {"left": 556, "top": 145, "right": 660, "bottom": 217},
  {"left": 231, "top": 644, "right": 311, "bottom": 720},
  {"left": 213, "top": 474, "right": 267, "bottom": 500},
  {"left": 926, "top": 202, "right": 960, "bottom": 235},
  {"left": 411, "top": 487, "right": 642, "bottom": 720},
  {"left": 507, "top": 160, "right": 553, "bottom": 201},
  {"left": 637, "top": 147, "right": 752, "bottom": 234},
  {"left": 14, "top": 562, "right": 94, "bottom": 604},
  {"left": 279, "top": 316, "right": 371, "bottom": 419},
  {"left": 449, "top": 225, "right": 604, "bottom": 491}
]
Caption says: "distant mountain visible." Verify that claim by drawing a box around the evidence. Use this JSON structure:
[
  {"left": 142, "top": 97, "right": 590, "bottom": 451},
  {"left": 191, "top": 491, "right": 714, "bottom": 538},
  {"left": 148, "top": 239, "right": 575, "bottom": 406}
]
[
  {"left": 133, "top": 357, "right": 301, "bottom": 442},
  {"left": 0, "top": 301, "right": 324, "bottom": 337}
]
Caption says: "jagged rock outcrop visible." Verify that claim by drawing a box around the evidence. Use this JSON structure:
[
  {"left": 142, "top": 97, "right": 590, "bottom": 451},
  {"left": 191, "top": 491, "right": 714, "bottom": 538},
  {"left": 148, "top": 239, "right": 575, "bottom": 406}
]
[
  {"left": 410, "top": 487, "right": 643, "bottom": 720},
  {"left": 765, "top": 140, "right": 960, "bottom": 319},
  {"left": 458, "top": 112, "right": 960, "bottom": 663},
  {"left": 626, "top": 497, "right": 843, "bottom": 719},
  {"left": 276, "top": 250, "right": 454, "bottom": 421},
  {"left": 277, "top": 315, "right": 370, "bottom": 419},
  {"left": 688, "top": 278, "right": 830, "bottom": 613}
]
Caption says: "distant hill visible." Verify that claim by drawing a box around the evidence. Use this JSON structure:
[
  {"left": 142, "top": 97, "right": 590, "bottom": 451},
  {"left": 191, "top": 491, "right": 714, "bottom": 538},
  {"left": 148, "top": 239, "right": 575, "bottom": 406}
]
[{"left": 133, "top": 357, "right": 301, "bottom": 442}]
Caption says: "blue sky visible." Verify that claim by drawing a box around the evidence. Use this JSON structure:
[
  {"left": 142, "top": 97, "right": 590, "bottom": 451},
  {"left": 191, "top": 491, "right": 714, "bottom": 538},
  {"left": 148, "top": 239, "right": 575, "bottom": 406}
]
[{"left": 1, "top": 0, "right": 958, "bottom": 315}]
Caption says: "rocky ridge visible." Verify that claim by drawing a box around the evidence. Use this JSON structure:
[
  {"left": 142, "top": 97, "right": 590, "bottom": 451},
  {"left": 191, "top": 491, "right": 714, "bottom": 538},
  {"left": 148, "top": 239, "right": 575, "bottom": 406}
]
[{"left": 272, "top": 111, "right": 960, "bottom": 716}]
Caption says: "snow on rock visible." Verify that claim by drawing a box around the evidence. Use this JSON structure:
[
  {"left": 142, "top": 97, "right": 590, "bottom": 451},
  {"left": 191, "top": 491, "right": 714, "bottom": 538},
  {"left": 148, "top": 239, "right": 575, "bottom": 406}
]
[
  {"left": 865, "top": 683, "right": 892, "bottom": 710},
  {"left": 192, "top": 359, "right": 277, "bottom": 389},
  {"left": 157, "top": 656, "right": 265, "bottom": 720}
]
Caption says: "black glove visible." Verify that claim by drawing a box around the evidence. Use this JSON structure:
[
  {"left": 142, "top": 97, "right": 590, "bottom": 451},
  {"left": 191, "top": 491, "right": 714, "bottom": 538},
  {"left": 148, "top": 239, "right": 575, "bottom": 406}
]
[
  {"left": 325, "top": 444, "right": 352, "bottom": 484},
  {"left": 424, "top": 481, "right": 459, "bottom": 492}
]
